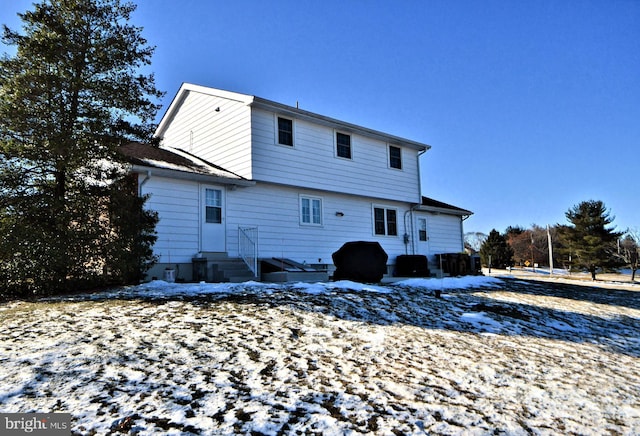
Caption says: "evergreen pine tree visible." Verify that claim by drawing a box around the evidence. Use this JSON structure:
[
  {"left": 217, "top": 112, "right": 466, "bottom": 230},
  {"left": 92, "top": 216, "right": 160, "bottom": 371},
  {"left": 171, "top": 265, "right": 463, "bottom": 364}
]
[
  {"left": 559, "top": 200, "right": 623, "bottom": 280},
  {"left": 479, "top": 229, "right": 514, "bottom": 269},
  {"left": 0, "top": 0, "right": 163, "bottom": 296}
]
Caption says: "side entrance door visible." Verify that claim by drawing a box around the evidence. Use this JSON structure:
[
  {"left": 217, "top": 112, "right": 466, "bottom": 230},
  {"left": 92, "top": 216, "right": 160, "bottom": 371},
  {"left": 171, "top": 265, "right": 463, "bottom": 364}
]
[
  {"left": 415, "top": 216, "right": 429, "bottom": 255},
  {"left": 201, "top": 185, "right": 226, "bottom": 252}
]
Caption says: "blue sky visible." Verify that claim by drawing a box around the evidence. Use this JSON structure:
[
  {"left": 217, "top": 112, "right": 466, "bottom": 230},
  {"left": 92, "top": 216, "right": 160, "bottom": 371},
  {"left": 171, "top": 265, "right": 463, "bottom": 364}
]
[{"left": 2, "top": 0, "right": 638, "bottom": 236}]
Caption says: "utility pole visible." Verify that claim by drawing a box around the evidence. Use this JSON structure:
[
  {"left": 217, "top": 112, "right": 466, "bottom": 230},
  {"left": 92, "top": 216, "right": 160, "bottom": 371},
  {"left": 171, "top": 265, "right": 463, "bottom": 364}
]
[{"left": 530, "top": 233, "right": 535, "bottom": 273}]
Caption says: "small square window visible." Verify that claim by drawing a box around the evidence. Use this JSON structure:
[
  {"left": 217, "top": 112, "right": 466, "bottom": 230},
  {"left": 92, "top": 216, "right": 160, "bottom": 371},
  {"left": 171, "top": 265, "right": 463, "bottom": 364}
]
[
  {"left": 278, "top": 117, "right": 293, "bottom": 146},
  {"left": 336, "top": 132, "right": 351, "bottom": 159},
  {"left": 389, "top": 145, "right": 402, "bottom": 169}
]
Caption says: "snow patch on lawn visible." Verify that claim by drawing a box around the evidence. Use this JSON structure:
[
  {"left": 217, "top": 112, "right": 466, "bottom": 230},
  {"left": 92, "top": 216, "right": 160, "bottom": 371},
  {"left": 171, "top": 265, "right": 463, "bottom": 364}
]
[
  {"left": 460, "top": 311, "right": 504, "bottom": 333},
  {"left": 1, "top": 276, "right": 639, "bottom": 435},
  {"left": 395, "top": 276, "right": 503, "bottom": 290}
]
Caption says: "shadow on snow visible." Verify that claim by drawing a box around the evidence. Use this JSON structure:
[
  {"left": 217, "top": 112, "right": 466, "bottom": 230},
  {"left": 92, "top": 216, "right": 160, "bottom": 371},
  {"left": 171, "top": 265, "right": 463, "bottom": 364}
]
[{"left": 25, "top": 277, "right": 640, "bottom": 358}]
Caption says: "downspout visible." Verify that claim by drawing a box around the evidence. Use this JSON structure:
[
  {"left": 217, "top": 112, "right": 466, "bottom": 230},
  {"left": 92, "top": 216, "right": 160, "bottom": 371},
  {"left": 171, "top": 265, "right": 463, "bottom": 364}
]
[
  {"left": 460, "top": 214, "right": 471, "bottom": 251},
  {"left": 404, "top": 205, "right": 421, "bottom": 255},
  {"left": 139, "top": 170, "right": 151, "bottom": 196},
  {"left": 410, "top": 147, "right": 429, "bottom": 256},
  {"left": 416, "top": 148, "right": 428, "bottom": 202},
  {"left": 403, "top": 210, "right": 412, "bottom": 255}
]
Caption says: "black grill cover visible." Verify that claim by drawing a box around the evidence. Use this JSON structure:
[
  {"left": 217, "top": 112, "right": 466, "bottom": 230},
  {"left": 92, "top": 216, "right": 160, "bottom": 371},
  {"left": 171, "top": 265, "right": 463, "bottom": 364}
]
[{"left": 332, "top": 241, "right": 388, "bottom": 282}]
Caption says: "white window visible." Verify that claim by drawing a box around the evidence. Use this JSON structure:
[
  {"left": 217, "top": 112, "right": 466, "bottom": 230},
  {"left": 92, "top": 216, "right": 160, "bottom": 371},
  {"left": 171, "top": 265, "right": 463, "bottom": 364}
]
[
  {"left": 418, "top": 217, "right": 428, "bottom": 241},
  {"left": 277, "top": 116, "right": 294, "bottom": 146},
  {"left": 335, "top": 131, "right": 352, "bottom": 159},
  {"left": 205, "top": 189, "right": 222, "bottom": 223},
  {"left": 373, "top": 206, "right": 398, "bottom": 236},
  {"left": 300, "top": 196, "right": 322, "bottom": 225},
  {"left": 389, "top": 145, "right": 402, "bottom": 169}
]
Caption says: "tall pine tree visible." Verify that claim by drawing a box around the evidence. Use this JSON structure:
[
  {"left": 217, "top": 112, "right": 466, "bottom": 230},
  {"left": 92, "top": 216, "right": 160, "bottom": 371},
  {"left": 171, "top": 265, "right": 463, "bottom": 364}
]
[
  {"left": 0, "top": 0, "right": 163, "bottom": 296},
  {"left": 480, "top": 229, "right": 514, "bottom": 269},
  {"left": 559, "top": 200, "right": 622, "bottom": 280}
]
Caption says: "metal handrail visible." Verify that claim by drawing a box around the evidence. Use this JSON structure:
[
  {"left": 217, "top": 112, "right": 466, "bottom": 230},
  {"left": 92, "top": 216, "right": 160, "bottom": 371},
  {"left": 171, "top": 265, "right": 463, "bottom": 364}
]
[{"left": 238, "top": 226, "right": 258, "bottom": 276}]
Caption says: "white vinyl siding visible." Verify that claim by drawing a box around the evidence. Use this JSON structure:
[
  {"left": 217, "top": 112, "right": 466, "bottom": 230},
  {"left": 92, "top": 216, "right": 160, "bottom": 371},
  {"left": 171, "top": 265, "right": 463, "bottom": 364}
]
[
  {"left": 139, "top": 176, "right": 200, "bottom": 263},
  {"left": 140, "top": 176, "right": 465, "bottom": 270},
  {"left": 224, "top": 183, "right": 411, "bottom": 265},
  {"left": 425, "top": 213, "right": 465, "bottom": 254},
  {"left": 251, "top": 108, "right": 421, "bottom": 203},
  {"left": 159, "top": 90, "right": 253, "bottom": 179}
]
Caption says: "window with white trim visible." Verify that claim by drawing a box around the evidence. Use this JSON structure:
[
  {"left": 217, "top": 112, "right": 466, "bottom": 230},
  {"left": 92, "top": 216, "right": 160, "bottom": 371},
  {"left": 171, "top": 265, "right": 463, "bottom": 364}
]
[
  {"left": 205, "top": 189, "right": 222, "bottom": 223},
  {"left": 277, "top": 116, "right": 294, "bottom": 146},
  {"left": 389, "top": 145, "right": 402, "bottom": 169},
  {"left": 336, "top": 131, "right": 352, "bottom": 159},
  {"left": 300, "top": 196, "right": 322, "bottom": 225},
  {"left": 418, "top": 217, "right": 428, "bottom": 241},
  {"left": 373, "top": 206, "right": 397, "bottom": 236}
]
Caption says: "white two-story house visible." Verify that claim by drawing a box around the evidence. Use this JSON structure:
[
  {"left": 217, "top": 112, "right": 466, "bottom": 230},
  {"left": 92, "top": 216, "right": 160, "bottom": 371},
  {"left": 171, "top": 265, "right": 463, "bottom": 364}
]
[{"left": 122, "top": 83, "right": 471, "bottom": 281}]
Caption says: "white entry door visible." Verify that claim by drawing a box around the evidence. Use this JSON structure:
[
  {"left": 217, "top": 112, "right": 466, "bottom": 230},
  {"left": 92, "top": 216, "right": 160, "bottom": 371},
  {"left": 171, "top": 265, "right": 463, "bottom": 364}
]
[
  {"left": 201, "top": 185, "right": 225, "bottom": 252},
  {"left": 416, "top": 216, "right": 429, "bottom": 255}
]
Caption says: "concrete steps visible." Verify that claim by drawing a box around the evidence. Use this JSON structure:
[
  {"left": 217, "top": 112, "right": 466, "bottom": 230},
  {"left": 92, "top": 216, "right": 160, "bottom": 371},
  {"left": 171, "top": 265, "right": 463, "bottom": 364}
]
[{"left": 201, "top": 253, "right": 257, "bottom": 283}]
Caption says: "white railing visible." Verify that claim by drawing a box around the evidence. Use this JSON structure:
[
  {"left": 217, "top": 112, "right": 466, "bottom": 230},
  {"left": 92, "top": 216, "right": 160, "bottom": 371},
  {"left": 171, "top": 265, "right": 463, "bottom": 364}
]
[{"left": 238, "top": 226, "right": 259, "bottom": 277}]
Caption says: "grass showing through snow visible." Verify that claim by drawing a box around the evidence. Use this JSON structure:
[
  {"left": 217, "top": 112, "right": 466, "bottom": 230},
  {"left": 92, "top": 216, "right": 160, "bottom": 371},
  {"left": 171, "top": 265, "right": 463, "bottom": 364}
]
[{"left": 0, "top": 277, "right": 639, "bottom": 435}]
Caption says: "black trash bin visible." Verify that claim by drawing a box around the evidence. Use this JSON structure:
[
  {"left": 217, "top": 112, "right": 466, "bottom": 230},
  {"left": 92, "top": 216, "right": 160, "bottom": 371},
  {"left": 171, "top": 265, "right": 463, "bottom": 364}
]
[
  {"left": 471, "top": 255, "right": 482, "bottom": 275},
  {"left": 395, "top": 255, "right": 430, "bottom": 277},
  {"left": 192, "top": 257, "right": 208, "bottom": 282}
]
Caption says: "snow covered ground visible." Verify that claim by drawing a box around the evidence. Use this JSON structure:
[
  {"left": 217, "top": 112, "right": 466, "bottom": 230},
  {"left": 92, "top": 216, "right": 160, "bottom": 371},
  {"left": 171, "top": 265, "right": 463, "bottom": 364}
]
[{"left": 1, "top": 276, "right": 639, "bottom": 435}]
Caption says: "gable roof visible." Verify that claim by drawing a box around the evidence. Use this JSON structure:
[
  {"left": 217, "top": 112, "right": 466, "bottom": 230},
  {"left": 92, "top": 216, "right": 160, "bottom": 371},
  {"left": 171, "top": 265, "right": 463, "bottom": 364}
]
[
  {"left": 155, "top": 83, "right": 431, "bottom": 152},
  {"left": 120, "top": 142, "right": 254, "bottom": 186},
  {"left": 419, "top": 196, "right": 473, "bottom": 217}
]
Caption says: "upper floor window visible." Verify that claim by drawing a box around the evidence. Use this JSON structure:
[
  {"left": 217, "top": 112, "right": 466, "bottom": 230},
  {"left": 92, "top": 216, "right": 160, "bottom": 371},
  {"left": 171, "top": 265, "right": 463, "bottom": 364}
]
[
  {"left": 389, "top": 145, "right": 402, "bottom": 169},
  {"left": 277, "top": 117, "right": 294, "bottom": 146},
  {"left": 300, "top": 196, "right": 322, "bottom": 225},
  {"left": 374, "top": 206, "right": 397, "bottom": 236},
  {"left": 336, "top": 132, "right": 352, "bottom": 159}
]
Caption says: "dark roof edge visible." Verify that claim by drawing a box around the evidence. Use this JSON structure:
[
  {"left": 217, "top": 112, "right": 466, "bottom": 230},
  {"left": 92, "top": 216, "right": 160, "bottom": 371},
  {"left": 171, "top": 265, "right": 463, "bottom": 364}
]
[
  {"left": 130, "top": 164, "right": 256, "bottom": 187},
  {"left": 419, "top": 196, "right": 473, "bottom": 216}
]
